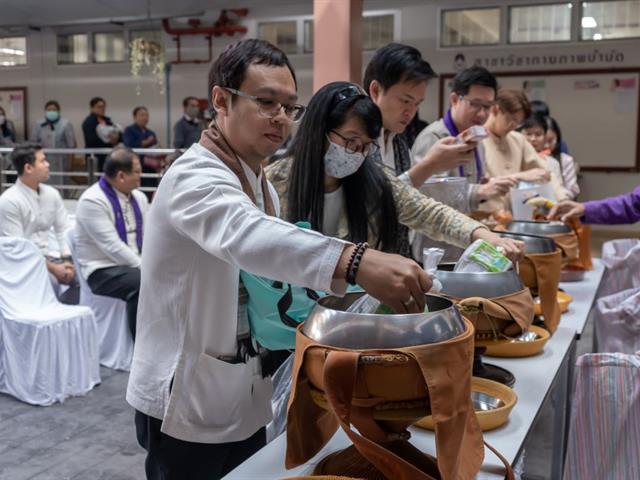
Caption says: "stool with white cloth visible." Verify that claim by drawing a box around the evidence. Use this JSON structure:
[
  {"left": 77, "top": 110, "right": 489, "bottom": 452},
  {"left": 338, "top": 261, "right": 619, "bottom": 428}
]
[
  {"left": 67, "top": 230, "right": 133, "bottom": 371},
  {"left": 0, "top": 236, "right": 100, "bottom": 405}
]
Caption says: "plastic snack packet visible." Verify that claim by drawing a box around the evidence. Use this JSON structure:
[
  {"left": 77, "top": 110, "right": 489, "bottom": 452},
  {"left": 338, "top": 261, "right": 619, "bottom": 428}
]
[
  {"left": 454, "top": 239, "right": 513, "bottom": 273},
  {"left": 347, "top": 293, "right": 380, "bottom": 314}
]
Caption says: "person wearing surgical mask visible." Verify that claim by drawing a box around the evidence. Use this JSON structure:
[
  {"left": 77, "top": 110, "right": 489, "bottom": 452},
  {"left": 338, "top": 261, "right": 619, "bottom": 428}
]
[
  {"left": 266, "top": 81, "right": 524, "bottom": 259},
  {"left": 30, "top": 100, "right": 77, "bottom": 190}
]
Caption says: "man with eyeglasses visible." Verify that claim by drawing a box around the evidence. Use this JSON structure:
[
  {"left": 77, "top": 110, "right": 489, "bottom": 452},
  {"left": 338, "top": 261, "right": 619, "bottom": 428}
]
[
  {"left": 127, "top": 39, "right": 433, "bottom": 480},
  {"left": 410, "top": 66, "right": 518, "bottom": 211}
]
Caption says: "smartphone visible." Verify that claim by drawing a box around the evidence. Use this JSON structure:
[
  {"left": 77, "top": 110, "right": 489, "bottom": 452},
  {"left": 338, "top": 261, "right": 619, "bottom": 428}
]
[{"left": 456, "top": 125, "right": 488, "bottom": 144}]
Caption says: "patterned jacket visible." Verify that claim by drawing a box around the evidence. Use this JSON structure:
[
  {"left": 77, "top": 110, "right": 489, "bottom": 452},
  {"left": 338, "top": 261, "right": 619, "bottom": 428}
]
[{"left": 265, "top": 156, "right": 485, "bottom": 253}]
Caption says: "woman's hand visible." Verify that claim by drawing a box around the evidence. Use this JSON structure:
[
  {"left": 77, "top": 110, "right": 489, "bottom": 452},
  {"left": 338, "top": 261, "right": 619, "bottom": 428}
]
[{"left": 471, "top": 228, "right": 526, "bottom": 263}]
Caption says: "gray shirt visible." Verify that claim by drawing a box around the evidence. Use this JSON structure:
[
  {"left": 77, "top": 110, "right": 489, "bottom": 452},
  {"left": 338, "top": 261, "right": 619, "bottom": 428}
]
[
  {"left": 30, "top": 118, "right": 76, "bottom": 149},
  {"left": 411, "top": 118, "right": 486, "bottom": 211},
  {"left": 173, "top": 116, "right": 203, "bottom": 149}
]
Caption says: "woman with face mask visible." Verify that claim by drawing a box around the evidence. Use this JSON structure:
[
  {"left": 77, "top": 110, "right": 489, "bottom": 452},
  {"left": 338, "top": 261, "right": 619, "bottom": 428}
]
[
  {"left": 30, "top": 100, "right": 77, "bottom": 191},
  {"left": 266, "top": 81, "right": 523, "bottom": 260}
]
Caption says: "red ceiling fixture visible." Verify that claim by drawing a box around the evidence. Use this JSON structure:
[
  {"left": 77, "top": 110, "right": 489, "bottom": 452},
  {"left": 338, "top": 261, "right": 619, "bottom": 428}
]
[{"left": 162, "top": 9, "right": 249, "bottom": 64}]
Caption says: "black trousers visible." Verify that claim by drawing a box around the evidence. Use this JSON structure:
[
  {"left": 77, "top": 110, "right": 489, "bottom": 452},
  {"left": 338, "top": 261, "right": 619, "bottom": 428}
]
[
  {"left": 135, "top": 410, "right": 266, "bottom": 480},
  {"left": 87, "top": 265, "right": 140, "bottom": 340}
]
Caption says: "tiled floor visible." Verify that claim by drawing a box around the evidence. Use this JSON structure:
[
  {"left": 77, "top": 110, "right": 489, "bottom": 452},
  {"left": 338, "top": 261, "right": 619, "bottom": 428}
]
[{"left": 0, "top": 368, "right": 145, "bottom": 480}]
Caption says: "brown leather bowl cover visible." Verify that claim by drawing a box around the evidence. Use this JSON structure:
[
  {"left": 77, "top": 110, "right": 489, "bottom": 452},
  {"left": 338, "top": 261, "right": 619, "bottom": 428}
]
[
  {"left": 454, "top": 288, "right": 535, "bottom": 339},
  {"left": 518, "top": 250, "right": 563, "bottom": 333},
  {"left": 304, "top": 349, "right": 428, "bottom": 403}
]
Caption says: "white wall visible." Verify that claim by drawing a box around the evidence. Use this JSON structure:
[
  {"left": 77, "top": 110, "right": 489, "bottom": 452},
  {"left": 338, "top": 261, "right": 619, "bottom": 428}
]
[{"left": 1, "top": 0, "right": 639, "bottom": 233}]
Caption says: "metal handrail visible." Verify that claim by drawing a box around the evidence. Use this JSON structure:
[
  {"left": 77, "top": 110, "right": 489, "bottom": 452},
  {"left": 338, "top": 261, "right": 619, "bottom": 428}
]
[
  {"left": 0, "top": 147, "right": 182, "bottom": 196},
  {"left": 0, "top": 147, "right": 181, "bottom": 155}
]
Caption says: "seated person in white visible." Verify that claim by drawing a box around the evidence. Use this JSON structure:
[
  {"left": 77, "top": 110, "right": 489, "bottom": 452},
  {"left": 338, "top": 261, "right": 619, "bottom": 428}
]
[
  {"left": 74, "top": 147, "right": 148, "bottom": 340},
  {"left": 0, "top": 142, "right": 77, "bottom": 303}
]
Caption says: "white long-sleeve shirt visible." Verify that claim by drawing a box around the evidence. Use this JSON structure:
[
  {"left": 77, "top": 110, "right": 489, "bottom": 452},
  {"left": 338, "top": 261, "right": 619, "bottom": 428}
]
[
  {"left": 74, "top": 182, "right": 149, "bottom": 279},
  {"left": 126, "top": 143, "right": 349, "bottom": 444},
  {"left": 0, "top": 178, "right": 71, "bottom": 257}
]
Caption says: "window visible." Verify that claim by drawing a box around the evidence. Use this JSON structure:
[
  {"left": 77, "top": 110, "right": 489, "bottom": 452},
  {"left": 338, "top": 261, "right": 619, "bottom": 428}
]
[
  {"left": 363, "top": 14, "right": 395, "bottom": 50},
  {"left": 0, "top": 37, "right": 27, "bottom": 66},
  {"left": 303, "top": 20, "right": 313, "bottom": 53},
  {"left": 302, "top": 13, "right": 396, "bottom": 53},
  {"left": 509, "top": 3, "right": 572, "bottom": 43},
  {"left": 441, "top": 8, "right": 501, "bottom": 47},
  {"left": 258, "top": 21, "right": 297, "bottom": 55},
  {"left": 93, "top": 32, "right": 126, "bottom": 63},
  {"left": 57, "top": 34, "right": 89, "bottom": 65},
  {"left": 582, "top": 0, "right": 640, "bottom": 40}
]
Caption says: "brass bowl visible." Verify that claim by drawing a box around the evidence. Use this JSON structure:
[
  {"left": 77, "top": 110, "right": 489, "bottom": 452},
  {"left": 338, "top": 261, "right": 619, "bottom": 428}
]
[{"left": 415, "top": 377, "right": 517, "bottom": 431}]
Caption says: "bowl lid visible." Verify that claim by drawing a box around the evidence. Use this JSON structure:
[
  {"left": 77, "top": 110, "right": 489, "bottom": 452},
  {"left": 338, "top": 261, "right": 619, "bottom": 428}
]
[
  {"left": 506, "top": 220, "right": 571, "bottom": 235},
  {"left": 436, "top": 268, "right": 524, "bottom": 299},
  {"left": 495, "top": 230, "right": 556, "bottom": 254}
]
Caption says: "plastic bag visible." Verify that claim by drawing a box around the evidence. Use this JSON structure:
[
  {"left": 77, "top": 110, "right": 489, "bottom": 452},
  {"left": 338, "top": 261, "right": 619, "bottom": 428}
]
[
  {"left": 598, "top": 239, "right": 640, "bottom": 299},
  {"left": 265, "top": 354, "right": 293, "bottom": 443},
  {"left": 423, "top": 247, "right": 444, "bottom": 293},
  {"left": 454, "top": 239, "right": 512, "bottom": 273},
  {"left": 594, "top": 287, "right": 640, "bottom": 354}
]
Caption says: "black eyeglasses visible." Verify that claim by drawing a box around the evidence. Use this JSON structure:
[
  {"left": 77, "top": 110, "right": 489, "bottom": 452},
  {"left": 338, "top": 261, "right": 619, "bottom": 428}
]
[
  {"left": 329, "top": 130, "right": 380, "bottom": 157},
  {"left": 224, "top": 87, "right": 306, "bottom": 122},
  {"left": 459, "top": 95, "right": 495, "bottom": 113}
]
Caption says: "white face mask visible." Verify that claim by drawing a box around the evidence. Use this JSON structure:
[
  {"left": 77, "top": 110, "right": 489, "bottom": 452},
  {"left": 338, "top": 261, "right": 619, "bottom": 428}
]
[
  {"left": 323, "top": 140, "right": 365, "bottom": 179},
  {"left": 0, "top": 115, "right": 5, "bottom": 125}
]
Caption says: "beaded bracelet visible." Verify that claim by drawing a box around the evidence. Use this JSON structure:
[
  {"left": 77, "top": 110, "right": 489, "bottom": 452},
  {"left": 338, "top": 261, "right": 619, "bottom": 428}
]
[{"left": 346, "top": 242, "right": 369, "bottom": 285}]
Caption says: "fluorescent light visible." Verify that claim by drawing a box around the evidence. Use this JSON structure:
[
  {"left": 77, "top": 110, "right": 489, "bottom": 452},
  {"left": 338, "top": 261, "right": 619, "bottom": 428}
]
[
  {"left": 0, "top": 47, "right": 25, "bottom": 56},
  {"left": 582, "top": 16, "right": 598, "bottom": 28},
  {"left": 568, "top": 3, "right": 573, "bottom": 8},
  {"left": 593, "top": 33, "right": 603, "bottom": 40}
]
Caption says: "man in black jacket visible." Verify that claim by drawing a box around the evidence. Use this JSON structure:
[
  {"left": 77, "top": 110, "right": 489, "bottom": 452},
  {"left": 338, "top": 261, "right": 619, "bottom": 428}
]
[{"left": 82, "top": 96, "right": 121, "bottom": 171}]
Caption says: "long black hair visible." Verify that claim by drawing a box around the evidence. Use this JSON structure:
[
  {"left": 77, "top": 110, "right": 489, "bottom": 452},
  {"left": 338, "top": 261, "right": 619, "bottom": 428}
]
[
  {"left": 286, "top": 81, "right": 400, "bottom": 252},
  {"left": 546, "top": 116, "right": 563, "bottom": 165}
]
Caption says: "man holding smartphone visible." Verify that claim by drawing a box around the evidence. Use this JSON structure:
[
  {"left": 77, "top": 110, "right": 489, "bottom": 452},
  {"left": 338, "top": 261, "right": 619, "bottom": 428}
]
[{"left": 410, "top": 66, "right": 518, "bottom": 210}]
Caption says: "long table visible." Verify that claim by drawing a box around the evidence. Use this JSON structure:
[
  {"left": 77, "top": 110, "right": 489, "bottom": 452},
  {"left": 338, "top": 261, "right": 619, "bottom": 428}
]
[{"left": 225, "top": 262, "right": 606, "bottom": 480}]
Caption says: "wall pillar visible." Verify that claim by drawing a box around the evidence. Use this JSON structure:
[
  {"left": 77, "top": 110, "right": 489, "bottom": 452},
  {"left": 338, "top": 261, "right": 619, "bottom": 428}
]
[{"left": 313, "top": 0, "right": 363, "bottom": 92}]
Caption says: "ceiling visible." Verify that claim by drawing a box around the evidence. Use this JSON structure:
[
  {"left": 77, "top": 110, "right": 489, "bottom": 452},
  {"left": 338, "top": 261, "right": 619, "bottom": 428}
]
[{"left": 0, "top": 0, "right": 312, "bottom": 28}]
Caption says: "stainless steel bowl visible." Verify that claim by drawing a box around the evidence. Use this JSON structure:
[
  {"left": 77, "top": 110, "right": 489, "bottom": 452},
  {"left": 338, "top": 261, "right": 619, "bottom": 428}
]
[
  {"left": 506, "top": 220, "right": 571, "bottom": 236},
  {"left": 436, "top": 264, "right": 525, "bottom": 299},
  {"left": 472, "top": 391, "right": 505, "bottom": 411},
  {"left": 302, "top": 293, "right": 465, "bottom": 349},
  {"left": 495, "top": 231, "right": 557, "bottom": 254},
  {"left": 560, "top": 269, "right": 586, "bottom": 282}
]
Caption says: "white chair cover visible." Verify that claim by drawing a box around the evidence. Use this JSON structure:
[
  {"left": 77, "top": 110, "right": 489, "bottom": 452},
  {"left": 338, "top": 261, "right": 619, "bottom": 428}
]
[
  {"left": 563, "top": 352, "right": 640, "bottom": 480},
  {"left": 594, "top": 287, "right": 640, "bottom": 354},
  {"left": 67, "top": 230, "right": 133, "bottom": 371},
  {"left": 0, "top": 237, "right": 100, "bottom": 405}
]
